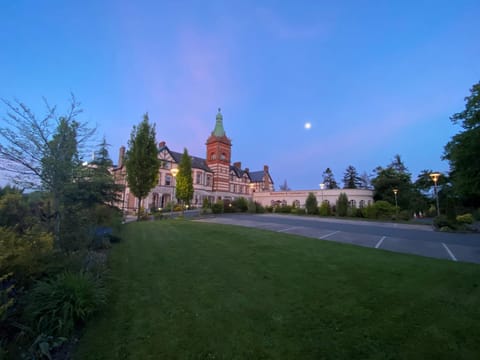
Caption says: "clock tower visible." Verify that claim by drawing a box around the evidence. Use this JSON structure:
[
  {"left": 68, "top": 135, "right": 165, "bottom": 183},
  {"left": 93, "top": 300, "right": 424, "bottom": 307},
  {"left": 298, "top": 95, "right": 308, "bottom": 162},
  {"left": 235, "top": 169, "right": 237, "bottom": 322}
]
[{"left": 206, "top": 108, "right": 231, "bottom": 193}]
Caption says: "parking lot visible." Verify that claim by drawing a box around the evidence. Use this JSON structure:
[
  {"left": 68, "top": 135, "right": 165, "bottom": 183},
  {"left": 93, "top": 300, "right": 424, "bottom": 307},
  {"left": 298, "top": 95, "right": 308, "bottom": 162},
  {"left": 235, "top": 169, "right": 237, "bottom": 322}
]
[{"left": 197, "top": 214, "right": 480, "bottom": 264}]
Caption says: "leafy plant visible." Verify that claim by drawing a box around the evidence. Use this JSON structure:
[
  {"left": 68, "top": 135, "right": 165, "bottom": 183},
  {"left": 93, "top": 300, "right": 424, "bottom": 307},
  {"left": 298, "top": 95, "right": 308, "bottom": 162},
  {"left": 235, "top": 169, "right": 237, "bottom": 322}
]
[
  {"left": 336, "top": 193, "right": 349, "bottom": 217},
  {"left": 26, "top": 271, "right": 107, "bottom": 336},
  {"left": 456, "top": 213, "right": 474, "bottom": 224},
  {"left": 25, "top": 333, "right": 67, "bottom": 360}
]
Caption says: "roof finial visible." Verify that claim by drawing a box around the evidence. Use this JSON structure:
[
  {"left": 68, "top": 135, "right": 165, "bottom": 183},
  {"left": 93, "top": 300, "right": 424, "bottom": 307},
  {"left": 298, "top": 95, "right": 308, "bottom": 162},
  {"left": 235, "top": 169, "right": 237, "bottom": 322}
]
[{"left": 218, "top": 107, "right": 221, "bottom": 113}]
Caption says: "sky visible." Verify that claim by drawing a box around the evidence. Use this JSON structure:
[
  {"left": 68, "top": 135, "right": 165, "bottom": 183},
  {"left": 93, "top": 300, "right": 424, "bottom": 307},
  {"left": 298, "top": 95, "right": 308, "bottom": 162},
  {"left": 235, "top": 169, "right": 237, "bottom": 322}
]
[{"left": 1, "top": 0, "right": 479, "bottom": 190}]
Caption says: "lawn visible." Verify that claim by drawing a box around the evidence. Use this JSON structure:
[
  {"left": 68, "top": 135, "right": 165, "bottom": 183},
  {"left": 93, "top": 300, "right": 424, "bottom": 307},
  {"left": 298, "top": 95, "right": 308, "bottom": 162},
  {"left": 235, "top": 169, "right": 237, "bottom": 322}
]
[{"left": 75, "top": 220, "right": 480, "bottom": 359}]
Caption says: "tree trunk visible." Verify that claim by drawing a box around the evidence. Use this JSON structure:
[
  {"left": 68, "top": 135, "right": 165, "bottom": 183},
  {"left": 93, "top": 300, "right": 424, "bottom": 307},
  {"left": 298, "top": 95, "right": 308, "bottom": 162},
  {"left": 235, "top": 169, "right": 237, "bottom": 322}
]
[{"left": 137, "top": 196, "right": 142, "bottom": 221}]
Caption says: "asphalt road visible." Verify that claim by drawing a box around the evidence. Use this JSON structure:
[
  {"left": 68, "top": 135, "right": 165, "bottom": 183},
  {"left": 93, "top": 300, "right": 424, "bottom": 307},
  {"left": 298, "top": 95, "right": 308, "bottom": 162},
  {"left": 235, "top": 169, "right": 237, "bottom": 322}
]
[{"left": 196, "top": 213, "right": 480, "bottom": 264}]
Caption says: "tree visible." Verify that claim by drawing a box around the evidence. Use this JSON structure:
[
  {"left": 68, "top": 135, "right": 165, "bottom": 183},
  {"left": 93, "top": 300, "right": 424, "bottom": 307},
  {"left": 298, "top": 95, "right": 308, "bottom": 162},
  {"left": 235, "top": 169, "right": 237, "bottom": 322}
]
[
  {"left": 176, "top": 148, "right": 194, "bottom": 211},
  {"left": 305, "top": 192, "right": 318, "bottom": 214},
  {"left": 444, "top": 80, "right": 480, "bottom": 206},
  {"left": 0, "top": 96, "right": 95, "bottom": 248},
  {"left": 125, "top": 114, "right": 160, "bottom": 220},
  {"left": 322, "top": 168, "right": 338, "bottom": 189},
  {"left": 336, "top": 192, "right": 349, "bottom": 217},
  {"left": 371, "top": 155, "right": 413, "bottom": 210},
  {"left": 279, "top": 179, "right": 290, "bottom": 191},
  {"left": 343, "top": 165, "right": 361, "bottom": 189},
  {"left": 358, "top": 171, "right": 371, "bottom": 189}
]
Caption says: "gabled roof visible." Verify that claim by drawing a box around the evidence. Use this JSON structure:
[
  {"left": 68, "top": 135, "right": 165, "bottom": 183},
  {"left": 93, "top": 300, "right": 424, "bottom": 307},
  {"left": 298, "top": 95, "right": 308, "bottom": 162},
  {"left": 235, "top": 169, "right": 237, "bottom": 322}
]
[
  {"left": 230, "top": 165, "right": 247, "bottom": 178},
  {"left": 159, "top": 146, "right": 212, "bottom": 172},
  {"left": 249, "top": 170, "right": 264, "bottom": 182}
]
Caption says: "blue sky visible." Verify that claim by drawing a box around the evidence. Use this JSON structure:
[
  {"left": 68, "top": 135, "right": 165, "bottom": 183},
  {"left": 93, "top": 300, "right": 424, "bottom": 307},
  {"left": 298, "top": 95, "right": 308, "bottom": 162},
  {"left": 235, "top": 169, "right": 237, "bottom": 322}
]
[{"left": 1, "top": 0, "right": 479, "bottom": 190}]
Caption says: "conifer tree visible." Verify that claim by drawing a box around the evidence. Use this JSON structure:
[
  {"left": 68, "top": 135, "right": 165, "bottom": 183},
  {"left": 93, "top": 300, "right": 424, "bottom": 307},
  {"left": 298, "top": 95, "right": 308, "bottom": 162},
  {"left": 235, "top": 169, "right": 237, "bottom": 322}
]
[
  {"left": 176, "top": 148, "right": 194, "bottom": 211},
  {"left": 125, "top": 114, "right": 160, "bottom": 220}
]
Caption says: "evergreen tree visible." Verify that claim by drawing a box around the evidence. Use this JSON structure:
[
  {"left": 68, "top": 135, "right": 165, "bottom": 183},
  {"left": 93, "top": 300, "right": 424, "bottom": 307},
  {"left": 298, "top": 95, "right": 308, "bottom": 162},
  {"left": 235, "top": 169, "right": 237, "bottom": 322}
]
[
  {"left": 371, "top": 155, "right": 412, "bottom": 210},
  {"left": 336, "top": 192, "right": 349, "bottom": 217},
  {"left": 279, "top": 179, "right": 290, "bottom": 191},
  {"left": 444, "top": 80, "right": 480, "bottom": 206},
  {"left": 125, "top": 114, "right": 160, "bottom": 220},
  {"left": 358, "top": 171, "right": 371, "bottom": 189},
  {"left": 305, "top": 192, "right": 318, "bottom": 214},
  {"left": 343, "top": 165, "right": 361, "bottom": 189},
  {"left": 322, "top": 168, "right": 338, "bottom": 189},
  {"left": 176, "top": 148, "right": 194, "bottom": 211}
]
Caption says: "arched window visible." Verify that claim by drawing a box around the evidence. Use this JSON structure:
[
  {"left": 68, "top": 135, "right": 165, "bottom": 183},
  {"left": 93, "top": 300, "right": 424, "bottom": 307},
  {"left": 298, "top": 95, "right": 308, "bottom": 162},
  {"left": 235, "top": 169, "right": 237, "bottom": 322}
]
[
  {"left": 220, "top": 153, "right": 226, "bottom": 161},
  {"left": 350, "top": 200, "right": 356, "bottom": 208},
  {"left": 293, "top": 200, "right": 300, "bottom": 208},
  {"left": 359, "top": 200, "right": 365, "bottom": 208},
  {"left": 210, "top": 153, "right": 216, "bottom": 160}
]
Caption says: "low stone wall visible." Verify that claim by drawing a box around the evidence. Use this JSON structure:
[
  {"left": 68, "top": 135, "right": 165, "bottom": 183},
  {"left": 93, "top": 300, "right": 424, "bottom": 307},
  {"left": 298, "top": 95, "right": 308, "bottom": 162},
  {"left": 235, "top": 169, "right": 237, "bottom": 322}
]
[{"left": 253, "top": 189, "right": 374, "bottom": 208}]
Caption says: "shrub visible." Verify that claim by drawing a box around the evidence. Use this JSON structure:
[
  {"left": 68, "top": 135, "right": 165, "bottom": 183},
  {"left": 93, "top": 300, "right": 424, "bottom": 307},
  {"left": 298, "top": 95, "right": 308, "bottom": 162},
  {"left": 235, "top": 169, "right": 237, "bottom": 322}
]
[
  {"left": 456, "top": 213, "right": 474, "bottom": 224},
  {"left": 398, "top": 210, "right": 411, "bottom": 221},
  {"left": 277, "top": 205, "right": 292, "bottom": 213},
  {"left": 211, "top": 201, "right": 224, "bottom": 214},
  {"left": 0, "top": 228, "right": 54, "bottom": 287},
  {"left": 25, "top": 271, "right": 107, "bottom": 336},
  {"left": 374, "top": 201, "right": 396, "bottom": 219},
  {"left": 433, "top": 215, "right": 456, "bottom": 230},
  {"left": 336, "top": 193, "right": 349, "bottom": 217},
  {"left": 247, "top": 200, "right": 256, "bottom": 213},
  {"left": 232, "top": 197, "right": 248, "bottom": 212},
  {"left": 319, "top": 202, "right": 331, "bottom": 216},
  {"left": 202, "top": 198, "right": 211, "bottom": 209},
  {"left": 254, "top": 202, "right": 265, "bottom": 214},
  {"left": 305, "top": 193, "right": 318, "bottom": 215}
]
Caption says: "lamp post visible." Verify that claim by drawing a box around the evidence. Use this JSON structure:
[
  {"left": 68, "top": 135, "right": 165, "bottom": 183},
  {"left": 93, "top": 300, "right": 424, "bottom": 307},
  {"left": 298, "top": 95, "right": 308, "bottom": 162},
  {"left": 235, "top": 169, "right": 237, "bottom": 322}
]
[
  {"left": 319, "top": 183, "right": 325, "bottom": 204},
  {"left": 170, "top": 167, "right": 179, "bottom": 218},
  {"left": 392, "top": 188, "right": 398, "bottom": 219},
  {"left": 429, "top": 172, "right": 441, "bottom": 216}
]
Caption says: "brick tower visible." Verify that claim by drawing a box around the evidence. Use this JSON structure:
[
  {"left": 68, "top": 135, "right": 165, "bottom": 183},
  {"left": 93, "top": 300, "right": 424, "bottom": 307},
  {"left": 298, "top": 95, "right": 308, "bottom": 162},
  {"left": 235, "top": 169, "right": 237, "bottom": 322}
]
[{"left": 206, "top": 108, "right": 231, "bottom": 193}]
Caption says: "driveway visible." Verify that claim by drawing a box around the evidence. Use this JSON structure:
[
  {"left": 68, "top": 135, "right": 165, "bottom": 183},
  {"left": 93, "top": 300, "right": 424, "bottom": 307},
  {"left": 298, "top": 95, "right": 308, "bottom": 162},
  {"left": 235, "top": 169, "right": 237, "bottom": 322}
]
[{"left": 196, "top": 214, "right": 480, "bottom": 264}]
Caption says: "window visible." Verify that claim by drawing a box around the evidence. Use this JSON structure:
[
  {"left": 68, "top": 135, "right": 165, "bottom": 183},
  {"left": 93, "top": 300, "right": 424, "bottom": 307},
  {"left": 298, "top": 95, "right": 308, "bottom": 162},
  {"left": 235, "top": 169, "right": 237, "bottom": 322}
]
[
  {"left": 206, "top": 175, "right": 212, "bottom": 187},
  {"left": 210, "top": 153, "right": 216, "bottom": 160},
  {"left": 350, "top": 200, "right": 356, "bottom": 208},
  {"left": 220, "top": 153, "right": 226, "bottom": 161},
  {"left": 158, "top": 173, "right": 162, "bottom": 185},
  {"left": 359, "top": 200, "right": 365, "bottom": 208},
  {"left": 196, "top": 172, "right": 202, "bottom": 184},
  {"left": 165, "top": 175, "right": 171, "bottom": 186}
]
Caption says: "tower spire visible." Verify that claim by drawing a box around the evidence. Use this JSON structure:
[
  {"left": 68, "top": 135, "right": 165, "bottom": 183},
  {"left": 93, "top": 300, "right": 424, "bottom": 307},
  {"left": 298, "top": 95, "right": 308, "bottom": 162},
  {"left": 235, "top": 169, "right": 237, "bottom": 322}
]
[{"left": 212, "top": 107, "right": 225, "bottom": 137}]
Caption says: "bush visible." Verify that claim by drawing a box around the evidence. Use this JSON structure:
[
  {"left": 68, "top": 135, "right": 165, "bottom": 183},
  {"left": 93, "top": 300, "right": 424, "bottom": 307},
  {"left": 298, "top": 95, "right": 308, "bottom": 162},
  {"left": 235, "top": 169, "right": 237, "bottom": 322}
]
[
  {"left": 232, "top": 197, "right": 248, "bottom": 212},
  {"left": 398, "top": 210, "right": 411, "bottom": 221},
  {"left": 212, "top": 201, "right": 224, "bottom": 214},
  {"left": 254, "top": 202, "right": 265, "bottom": 214},
  {"left": 363, "top": 201, "right": 396, "bottom": 220},
  {"left": 291, "top": 207, "right": 306, "bottom": 215},
  {"left": 0, "top": 228, "right": 54, "bottom": 287},
  {"left": 319, "top": 202, "right": 331, "bottom": 216},
  {"left": 305, "top": 193, "right": 318, "bottom": 215},
  {"left": 336, "top": 193, "right": 349, "bottom": 217},
  {"left": 433, "top": 215, "right": 456, "bottom": 230},
  {"left": 456, "top": 213, "right": 474, "bottom": 224},
  {"left": 25, "top": 271, "right": 107, "bottom": 336},
  {"left": 202, "top": 198, "right": 211, "bottom": 209}
]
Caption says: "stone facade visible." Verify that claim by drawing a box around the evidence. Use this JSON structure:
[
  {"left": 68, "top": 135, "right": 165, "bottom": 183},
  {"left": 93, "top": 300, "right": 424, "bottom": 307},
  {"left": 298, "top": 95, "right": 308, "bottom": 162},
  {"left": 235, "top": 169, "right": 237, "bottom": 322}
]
[
  {"left": 112, "top": 108, "right": 374, "bottom": 213},
  {"left": 253, "top": 188, "right": 374, "bottom": 209},
  {"left": 113, "top": 109, "right": 274, "bottom": 212}
]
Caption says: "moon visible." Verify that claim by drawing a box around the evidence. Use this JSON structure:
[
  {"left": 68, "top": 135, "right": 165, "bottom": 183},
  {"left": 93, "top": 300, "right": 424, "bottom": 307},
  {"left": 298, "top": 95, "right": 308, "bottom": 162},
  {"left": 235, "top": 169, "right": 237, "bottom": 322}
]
[{"left": 304, "top": 122, "right": 312, "bottom": 130}]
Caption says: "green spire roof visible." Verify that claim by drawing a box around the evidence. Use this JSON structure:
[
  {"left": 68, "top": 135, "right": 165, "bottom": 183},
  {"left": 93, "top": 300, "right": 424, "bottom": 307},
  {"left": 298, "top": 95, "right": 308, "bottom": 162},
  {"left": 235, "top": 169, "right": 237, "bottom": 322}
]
[{"left": 212, "top": 108, "right": 226, "bottom": 137}]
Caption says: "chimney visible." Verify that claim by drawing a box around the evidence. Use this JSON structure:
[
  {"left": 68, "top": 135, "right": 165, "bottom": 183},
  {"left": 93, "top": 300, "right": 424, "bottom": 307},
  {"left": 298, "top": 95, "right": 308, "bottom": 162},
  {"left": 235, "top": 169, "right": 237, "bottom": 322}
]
[
  {"left": 264, "top": 165, "right": 269, "bottom": 173},
  {"left": 234, "top": 161, "right": 242, "bottom": 169},
  {"left": 159, "top": 141, "right": 166, "bottom": 148},
  {"left": 118, "top": 146, "right": 125, "bottom": 168},
  {"left": 245, "top": 167, "right": 249, "bottom": 173}
]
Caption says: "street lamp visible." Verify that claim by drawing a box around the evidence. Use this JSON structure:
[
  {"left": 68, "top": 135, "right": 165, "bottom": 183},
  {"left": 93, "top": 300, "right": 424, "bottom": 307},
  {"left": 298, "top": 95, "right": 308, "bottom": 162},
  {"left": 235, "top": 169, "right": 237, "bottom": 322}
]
[
  {"left": 429, "top": 172, "right": 441, "bottom": 216},
  {"left": 392, "top": 188, "right": 399, "bottom": 219},
  {"left": 170, "top": 167, "right": 179, "bottom": 218},
  {"left": 319, "top": 183, "right": 325, "bottom": 204}
]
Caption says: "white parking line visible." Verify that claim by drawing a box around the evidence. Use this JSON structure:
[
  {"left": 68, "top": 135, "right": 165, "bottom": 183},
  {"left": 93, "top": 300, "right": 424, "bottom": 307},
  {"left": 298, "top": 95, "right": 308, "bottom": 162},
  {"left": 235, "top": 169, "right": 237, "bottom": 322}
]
[
  {"left": 278, "top": 227, "right": 297, "bottom": 233},
  {"left": 375, "top": 236, "right": 386, "bottom": 249},
  {"left": 318, "top": 231, "right": 340, "bottom": 239},
  {"left": 442, "top": 243, "right": 458, "bottom": 262}
]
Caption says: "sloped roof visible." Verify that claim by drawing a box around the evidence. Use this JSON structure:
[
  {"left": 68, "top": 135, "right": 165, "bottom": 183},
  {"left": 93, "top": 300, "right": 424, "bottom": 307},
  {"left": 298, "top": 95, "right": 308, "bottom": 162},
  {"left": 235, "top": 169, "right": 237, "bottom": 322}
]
[
  {"left": 249, "top": 170, "right": 264, "bottom": 182},
  {"left": 159, "top": 146, "right": 212, "bottom": 172}
]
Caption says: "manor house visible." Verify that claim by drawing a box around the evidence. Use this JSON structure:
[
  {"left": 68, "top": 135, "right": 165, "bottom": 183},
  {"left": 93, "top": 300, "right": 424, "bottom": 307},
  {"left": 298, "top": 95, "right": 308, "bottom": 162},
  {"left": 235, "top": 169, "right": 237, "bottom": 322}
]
[
  {"left": 113, "top": 109, "right": 274, "bottom": 212},
  {"left": 113, "top": 109, "right": 374, "bottom": 213}
]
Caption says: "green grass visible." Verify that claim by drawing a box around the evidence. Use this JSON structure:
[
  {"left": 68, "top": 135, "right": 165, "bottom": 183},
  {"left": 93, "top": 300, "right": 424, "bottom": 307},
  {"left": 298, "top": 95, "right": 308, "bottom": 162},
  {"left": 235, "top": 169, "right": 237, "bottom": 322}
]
[{"left": 75, "top": 220, "right": 480, "bottom": 359}]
